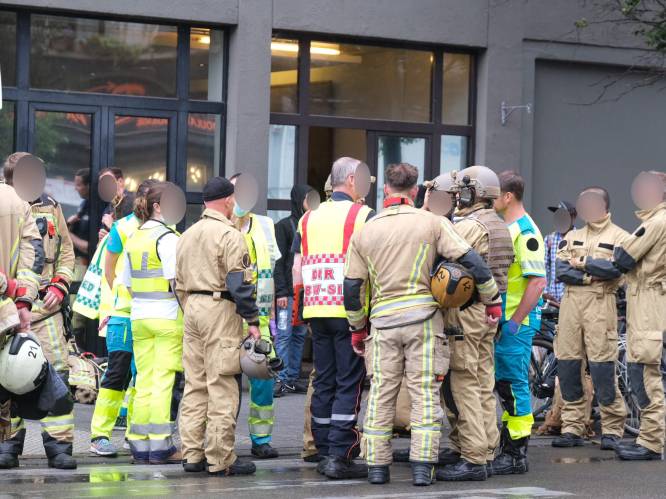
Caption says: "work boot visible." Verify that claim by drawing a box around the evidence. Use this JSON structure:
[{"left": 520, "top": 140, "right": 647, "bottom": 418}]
[
  {"left": 316, "top": 456, "right": 330, "bottom": 475},
  {"left": 324, "top": 455, "right": 368, "bottom": 479},
  {"left": 411, "top": 462, "right": 435, "bottom": 486},
  {"left": 273, "top": 380, "right": 286, "bottom": 398},
  {"left": 251, "top": 443, "right": 279, "bottom": 459},
  {"left": 48, "top": 453, "right": 77, "bottom": 470},
  {"left": 552, "top": 433, "right": 584, "bottom": 448},
  {"left": 293, "top": 379, "right": 309, "bottom": 394},
  {"left": 367, "top": 465, "right": 390, "bottom": 484},
  {"left": 490, "top": 427, "right": 528, "bottom": 475},
  {"left": 0, "top": 453, "right": 19, "bottom": 469},
  {"left": 600, "top": 434, "right": 621, "bottom": 451},
  {"left": 486, "top": 461, "right": 494, "bottom": 478},
  {"left": 615, "top": 442, "right": 663, "bottom": 461},
  {"left": 436, "top": 459, "right": 487, "bottom": 481},
  {"left": 438, "top": 447, "right": 461, "bottom": 465},
  {"left": 208, "top": 458, "right": 256, "bottom": 476},
  {"left": 303, "top": 453, "right": 322, "bottom": 463},
  {"left": 150, "top": 449, "right": 182, "bottom": 465},
  {"left": 392, "top": 448, "right": 410, "bottom": 463},
  {"left": 183, "top": 460, "right": 207, "bottom": 472}
]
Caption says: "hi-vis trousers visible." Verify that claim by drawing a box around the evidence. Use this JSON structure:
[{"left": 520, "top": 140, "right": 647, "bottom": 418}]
[{"left": 364, "top": 312, "right": 448, "bottom": 465}]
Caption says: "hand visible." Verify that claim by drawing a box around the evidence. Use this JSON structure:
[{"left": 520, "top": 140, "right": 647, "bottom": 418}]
[
  {"left": 501, "top": 319, "right": 520, "bottom": 337},
  {"left": 351, "top": 327, "right": 368, "bottom": 357},
  {"left": 101, "top": 213, "right": 114, "bottom": 229},
  {"left": 569, "top": 257, "right": 585, "bottom": 270},
  {"left": 98, "top": 228, "right": 108, "bottom": 241},
  {"left": 17, "top": 306, "right": 31, "bottom": 332},
  {"left": 66, "top": 214, "right": 79, "bottom": 226},
  {"left": 485, "top": 303, "right": 502, "bottom": 325},
  {"left": 42, "top": 287, "right": 64, "bottom": 310},
  {"left": 276, "top": 296, "right": 288, "bottom": 309},
  {"left": 248, "top": 324, "right": 261, "bottom": 340}
]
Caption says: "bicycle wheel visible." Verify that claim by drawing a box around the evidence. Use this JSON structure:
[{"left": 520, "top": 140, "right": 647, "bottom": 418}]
[
  {"left": 617, "top": 346, "right": 641, "bottom": 436},
  {"left": 530, "top": 337, "right": 556, "bottom": 420}
]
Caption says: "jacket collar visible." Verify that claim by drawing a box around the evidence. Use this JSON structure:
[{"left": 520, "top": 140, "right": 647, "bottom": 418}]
[
  {"left": 456, "top": 202, "right": 489, "bottom": 218},
  {"left": 586, "top": 212, "right": 611, "bottom": 233},
  {"left": 635, "top": 201, "right": 666, "bottom": 222},
  {"left": 202, "top": 208, "right": 234, "bottom": 226}
]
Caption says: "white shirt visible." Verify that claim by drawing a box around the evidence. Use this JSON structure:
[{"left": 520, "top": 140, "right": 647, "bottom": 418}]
[{"left": 121, "top": 220, "right": 180, "bottom": 321}]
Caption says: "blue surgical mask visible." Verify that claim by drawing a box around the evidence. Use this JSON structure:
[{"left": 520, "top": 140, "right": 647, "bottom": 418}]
[{"left": 233, "top": 202, "right": 250, "bottom": 218}]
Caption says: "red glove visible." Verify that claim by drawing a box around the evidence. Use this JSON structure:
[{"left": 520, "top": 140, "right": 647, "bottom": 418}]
[
  {"left": 485, "top": 303, "right": 502, "bottom": 323},
  {"left": 0, "top": 271, "right": 18, "bottom": 299},
  {"left": 351, "top": 327, "right": 368, "bottom": 357},
  {"left": 292, "top": 284, "right": 304, "bottom": 326},
  {"left": 45, "top": 285, "right": 66, "bottom": 303}
]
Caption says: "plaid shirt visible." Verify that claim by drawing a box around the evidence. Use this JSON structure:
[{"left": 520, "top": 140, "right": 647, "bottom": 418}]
[{"left": 544, "top": 231, "right": 565, "bottom": 302}]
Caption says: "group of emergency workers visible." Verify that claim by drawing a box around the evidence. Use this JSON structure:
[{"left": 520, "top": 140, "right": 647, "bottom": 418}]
[{"left": 0, "top": 146, "right": 664, "bottom": 487}]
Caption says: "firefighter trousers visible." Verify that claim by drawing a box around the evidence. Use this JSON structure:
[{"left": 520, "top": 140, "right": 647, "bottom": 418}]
[
  {"left": 302, "top": 369, "right": 318, "bottom": 458},
  {"left": 442, "top": 302, "right": 499, "bottom": 464},
  {"left": 179, "top": 296, "right": 244, "bottom": 473},
  {"left": 364, "top": 312, "right": 447, "bottom": 465},
  {"left": 556, "top": 290, "right": 626, "bottom": 438},
  {"left": 626, "top": 286, "right": 665, "bottom": 454},
  {"left": 310, "top": 317, "right": 365, "bottom": 459}
]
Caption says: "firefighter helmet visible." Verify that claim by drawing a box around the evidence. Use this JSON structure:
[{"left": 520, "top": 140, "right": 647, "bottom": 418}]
[
  {"left": 430, "top": 261, "right": 475, "bottom": 308},
  {"left": 0, "top": 333, "right": 48, "bottom": 395},
  {"left": 240, "top": 336, "right": 283, "bottom": 380}
]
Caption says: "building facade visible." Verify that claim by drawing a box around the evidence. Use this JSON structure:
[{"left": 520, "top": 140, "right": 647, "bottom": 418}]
[{"left": 1, "top": 0, "right": 664, "bottom": 234}]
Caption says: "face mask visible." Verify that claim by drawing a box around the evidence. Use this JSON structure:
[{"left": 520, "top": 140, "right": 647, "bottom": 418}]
[{"left": 233, "top": 202, "right": 250, "bottom": 218}]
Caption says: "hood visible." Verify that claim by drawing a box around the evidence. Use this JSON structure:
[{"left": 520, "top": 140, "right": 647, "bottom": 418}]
[{"left": 290, "top": 184, "right": 313, "bottom": 219}]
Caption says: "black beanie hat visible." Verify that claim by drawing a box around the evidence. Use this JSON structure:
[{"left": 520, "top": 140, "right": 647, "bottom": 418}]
[{"left": 203, "top": 176, "right": 234, "bottom": 202}]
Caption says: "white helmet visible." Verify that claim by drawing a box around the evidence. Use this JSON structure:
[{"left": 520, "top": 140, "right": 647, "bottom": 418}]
[
  {"left": 0, "top": 333, "right": 48, "bottom": 395},
  {"left": 240, "top": 336, "right": 283, "bottom": 380},
  {"left": 455, "top": 165, "right": 501, "bottom": 205}
]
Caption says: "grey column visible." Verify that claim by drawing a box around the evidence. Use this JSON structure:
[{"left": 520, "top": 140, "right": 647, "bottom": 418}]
[{"left": 225, "top": 0, "right": 272, "bottom": 214}]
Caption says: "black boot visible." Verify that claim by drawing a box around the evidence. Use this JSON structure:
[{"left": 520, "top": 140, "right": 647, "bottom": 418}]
[
  {"left": 251, "top": 443, "right": 279, "bottom": 459},
  {"left": 615, "top": 442, "right": 663, "bottom": 461},
  {"left": 48, "top": 453, "right": 77, "bottom": 470},
  {"left": 0, "top": 428, "right": 24, "bottom": 469},
  {"left": 324, "top": 455, "right": 368, "bottom": 479},
  {"left": 368, "top": 465, "right": 390, "bottom": 484},
  {"left": 436, "top": 459, "right": 487, "bottom": 481},
  {"left": 438, "top": 447, "right": 461, "bottom": 465},
  {"left": 489, "top": 427, "right": 528, "bottom": 475},
  {"left": 0, "top": 453, "right": 19, "bottom": 469},
  {"left": 208, "top": 458, "right": 256, "bottom": 476},
  {"left": 183, "top": 460, "right": 207, "bottom": 472},
  {"left": 411, "top": 462, "right": 435, "bottom": 486},
  {"left": 600, "top": 434, "right": 621, "bottom": 451},
  {"left": 43, "top": 434, "right": 77, "bottom": 470},
  {"left": 552, "top": 432, "right": 584, "bottom": 448},
  {"left": 392, "top": 448, "right": 410, "bottom": 463}
]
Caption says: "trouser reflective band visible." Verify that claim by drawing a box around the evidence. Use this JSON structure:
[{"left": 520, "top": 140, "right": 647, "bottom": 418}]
[
  {"left": 10, "top": 417, "right": 25, "bottom": 433},
  {"left": 331, "top": 413, "right": 357, "bottom": 422},
  {"left": 130, "top": 423, "right": 151, "bottom": 436},
  {"left": 370, "top": 295, "right": 438, "bottom": 319},
  {"left": 91, "top": 388, "right": 125, "bottom": 440},
  {"left": 312, "top": 417, "right": 331, "bottom": 424},
  {"left": 501, "top": 411, "right": 534, "bottom": 440},
  {"left": 40, "top": 414, "right": 75, "bottom": 433},
  {"left": 249, "top": 405, "right": 274, "bottom": 437},
  {"left": 364, "top": 426, "right": 392, "bottom": 439}
]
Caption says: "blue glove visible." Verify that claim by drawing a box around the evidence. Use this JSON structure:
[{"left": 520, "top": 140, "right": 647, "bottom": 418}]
[{"left": 501, "top": 319, "right": 520, "bottom": 336}]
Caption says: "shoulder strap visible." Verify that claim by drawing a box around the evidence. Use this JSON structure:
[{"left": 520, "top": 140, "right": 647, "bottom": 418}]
[{"left": 342, "top": 203, "right": 363, "bottom": 254}]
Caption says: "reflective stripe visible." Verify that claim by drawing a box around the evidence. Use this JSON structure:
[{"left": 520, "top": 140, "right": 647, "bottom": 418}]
[
  {"left": 249, "top": 424, "right": 273, "bottom": 435},
  {"left": 364, "top": 426, "right": 392, "bottom": 437},
  {"left": 501, "top": 411, "right": 534, "bottom": 439},
  {"left": 371, "top": 295, "right": 437, "bottom": 318},
  {"left": 411, "top": 425, "right": 442, "bottom": 433},
  {"left": 129, "top": 268, "right": 164, "bottom": 278},
  {"left": 407, "top": 242, "right": 429, "bottom": 294},
  {"left": 131, "top": 291, "right": 175, "bottom": 300},
  {"left": 40, "top": 418, "right": 75, "bottom": 428},
  {"left": 250, "top": 408, "right": 274, "bottom": 420},
  {"left": 522, "top": 260, "right": 546, "bottom": 272},
  {"left": 331, "top": 413, "right": 356, "bottom": 421},
  {"left": 346, "top": 308, "right": 366, "bottom": 324},
  {"left": 312, "top": 416, "right": 331, "bottom": 424},
  {"left": 10, "top": 418, "right": 25, "bottom": 432},
  {"left": 150, "top": 422, "right": 176, "bottom": 435},
  {"left": 150, "top": 436, "right": 175, "bottom": 451},
  {"left": 130, "top": 423, "right": 151, "bottom": 436}
]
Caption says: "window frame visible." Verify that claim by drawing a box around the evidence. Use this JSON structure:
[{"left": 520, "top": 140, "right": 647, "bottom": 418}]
[{"left": 268, "top": 32, "right": 476, "bottom": 211}]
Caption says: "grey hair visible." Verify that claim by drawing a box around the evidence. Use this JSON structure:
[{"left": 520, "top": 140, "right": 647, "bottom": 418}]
[{"left": 330, "top": 157, "right": 361, "bottom": 188}]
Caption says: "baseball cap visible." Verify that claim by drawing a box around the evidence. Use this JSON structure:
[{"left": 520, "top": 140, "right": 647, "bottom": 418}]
[{"left": 547, "top": 200, "right": 576, "bottom": 215}]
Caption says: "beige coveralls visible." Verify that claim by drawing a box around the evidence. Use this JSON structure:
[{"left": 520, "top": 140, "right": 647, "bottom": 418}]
[
  {"left": 614, "top": 202, "right": 666, "bottom": 453},
  {"left": 555, "top": 214, "right": 628, "bottom": 438},
  {"left": 345, "top": 199, "right": 499, "bottom": 465},
  {"left": 175, "top": 208, "right": 258, "bottom": 473}
]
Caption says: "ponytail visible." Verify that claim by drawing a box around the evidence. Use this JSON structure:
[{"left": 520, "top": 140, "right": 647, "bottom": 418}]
[{"left": 133, "top": 181, "right": 168, "bottom": 223}]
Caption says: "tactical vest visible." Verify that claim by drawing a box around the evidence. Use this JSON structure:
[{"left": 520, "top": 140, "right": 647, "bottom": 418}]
[{"left": 465, "top": 208, "right": 513, "bottom": 294}]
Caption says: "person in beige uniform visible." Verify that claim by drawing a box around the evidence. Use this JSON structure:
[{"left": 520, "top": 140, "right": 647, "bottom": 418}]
[
  {"left": 612, "top": 172, "right": 666, "bottom": 461},
  {"left": 175, "top": 177, "right": 261, "bottom": 476},
  {"left": 436, "top": 166, "right": 513, "bottom": 482},
  {"left": 1, "top": 153, "right": 76, "bottom": 470},
  {"left": 344, "top": 163, "right": 502, "bottom": 486},
  {"left": 553, "top": 187, "right": 628, "bottom": 451}
]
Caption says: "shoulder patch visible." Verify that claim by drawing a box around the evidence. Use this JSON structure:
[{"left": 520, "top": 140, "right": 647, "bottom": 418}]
[
  {"left": 634, "top": 227, "right": 646, "bottom": 237},
  {"left": 598, "top": 242, "right": 614, "bottom": 251},
  {"left": 558, "top": 239, "right": 567, "bottom": 250},
  {"left": 526, "top": 237, "right": 539, "bottom": 251}
]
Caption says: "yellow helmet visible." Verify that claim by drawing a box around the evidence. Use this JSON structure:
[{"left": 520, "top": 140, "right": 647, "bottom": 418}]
[{"left": 431, "top": 261, "right": 475, "bottom": 308}]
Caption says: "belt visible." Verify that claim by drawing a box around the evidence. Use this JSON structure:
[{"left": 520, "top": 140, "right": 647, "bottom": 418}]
[{"left": 189, "top": 290, "right": 234, "bottom": 302}]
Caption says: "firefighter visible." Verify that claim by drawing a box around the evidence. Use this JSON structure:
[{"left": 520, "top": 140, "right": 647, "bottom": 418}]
[
  {"left": 491, "top": 170, "right": 547, "bottom": 475},
  {"left": 436, "top": 166, "right": 514, "bottom": 481},
  {"left": 344, "top": 163, "right": 502, "bottom": 486},
  {"left": 553, "top": 187, "right": 628, "bottom": 450},
  {"left": 612, "top": 171, "right": 666, "bottom": 461},
  {"left": 1, "top": 153, "right": 77, "bottom": 470},
  {"left": 292, "top": 157, "right": 374, "bottom": 480},
  {"left": 229, "top": 173, "right": 281, "bottom": 459},
  {"left": 175, "top": 176, "right": 260, "bottom": 476}
]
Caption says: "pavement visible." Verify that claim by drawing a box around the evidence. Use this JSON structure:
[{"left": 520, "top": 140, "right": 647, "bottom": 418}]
[{"left": 6, "top": 390, "right": 666, "bottom": 498}]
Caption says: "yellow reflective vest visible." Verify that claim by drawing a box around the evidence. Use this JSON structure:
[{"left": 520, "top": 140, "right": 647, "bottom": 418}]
[
  {"left": 108, "top": 215, "right": 139, "bottom": 317},
  {"left": 244, "top": 214, "right": 279, "bottom": 327}
]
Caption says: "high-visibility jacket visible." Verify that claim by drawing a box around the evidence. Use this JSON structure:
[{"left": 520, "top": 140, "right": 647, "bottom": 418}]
[
  {"left": 126, "top": 223, "right": 178, "bottom": 304},
  {"left": 299, "top": 199, "right": 371, "bottom": 319},
  {"left": 244, "top": 214, "right": 279, "bottom": 323},
  {"left": 109, "top": 215, "right": 139, "bottom": 317}
]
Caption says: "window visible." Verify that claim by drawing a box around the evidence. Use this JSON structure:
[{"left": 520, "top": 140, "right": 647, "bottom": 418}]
[
  {"left": 187, "top": 113, "right": 221, "bottom": 192},
  {"left": 0, "top": 11, "right": 16, "bottom": 87},
  {"left": 0, "top": 101, "right": 15, "bottom": 162},
  {"left": 190, "top": 28, "right": 224, "bottom": 101},
  {"left": 269, "top": 35, "right": 474, "bottom": 211}
]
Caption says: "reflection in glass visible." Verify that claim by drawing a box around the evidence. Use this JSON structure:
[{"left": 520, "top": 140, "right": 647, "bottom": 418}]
[
  {"left": 187, "top": 113, "right": 220, "bottom": 192},
  {"left": 0, "top": 11, "right": 16, "bottom": 86},
  {"left": 0, "top": 101, "right": 15, "bottom": 163},
  {"left": 113, "top": 115, "right": 168, "bottom": 193},
  {"left": 190, "top": 28, "right": 224, "bottom": 101},
  {"left": 443, "top": 53, "right": 471, "bottom": 125},
  {"left": 309, "top": 43, "right": 432, "bottom": 122},
  {"left": 268, "top": 125, "right": 296, "bottom": 199},
  {"left": 440, "top": 135, "right": 468, "bottom": 174},
  {"left": 270, "top": 38, "right": 299, "bottom": 113},
  {"left": 308, "top": 127, "right": 367, "bottom": 198},
  {"left": 33, "top": 111, "right": 92, "bottom": 218},
  {"left": 267, "top": 210, "right": 290, "bottom": 224},
  {"left": 184, "top": 203, "right": 203, "bottom": 229},
  {"left": 31, "top": 15, "right": 178, "bottom": 97},
  {"left": 376, "top": 136, "right": 426, "bottom": 207}
]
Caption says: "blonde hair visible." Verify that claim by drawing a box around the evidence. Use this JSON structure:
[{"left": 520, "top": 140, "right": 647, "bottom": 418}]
[{"left": 133, "top": 181, "right": 169, "bottom": 222}]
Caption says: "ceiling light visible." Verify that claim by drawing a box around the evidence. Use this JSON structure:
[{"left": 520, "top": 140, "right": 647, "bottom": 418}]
[{"left": 199, "top": 35, "right": 211, "bottom": 45}]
